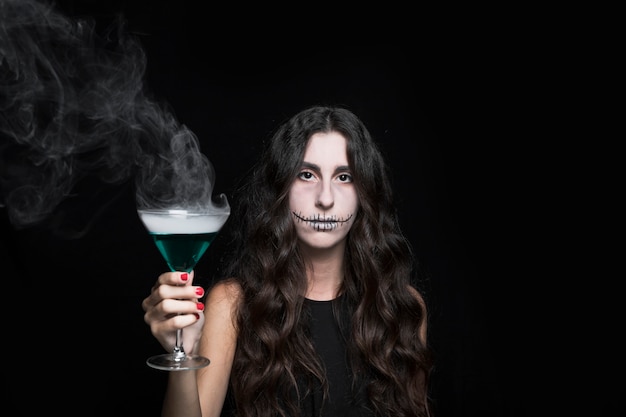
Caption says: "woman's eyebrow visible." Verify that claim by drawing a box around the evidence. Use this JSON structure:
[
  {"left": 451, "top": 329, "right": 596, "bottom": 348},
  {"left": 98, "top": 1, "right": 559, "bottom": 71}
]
[
  {"left": 301, "top": 162, "right": 351, "bottom": 174},
  {"left": 301, "top": 161, "right": 319, "bottom": 171}
]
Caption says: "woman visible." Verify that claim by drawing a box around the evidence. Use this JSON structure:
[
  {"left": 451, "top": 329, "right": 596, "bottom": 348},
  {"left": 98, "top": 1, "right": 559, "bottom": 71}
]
[{"left": 142, "top": 105, "right": 433, "bottom": 417}]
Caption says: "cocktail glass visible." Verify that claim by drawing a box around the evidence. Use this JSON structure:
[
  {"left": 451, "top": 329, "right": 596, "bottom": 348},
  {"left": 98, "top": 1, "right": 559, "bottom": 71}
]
[{"left": 137, "top": 203, "right": 229, "bottom": 371}]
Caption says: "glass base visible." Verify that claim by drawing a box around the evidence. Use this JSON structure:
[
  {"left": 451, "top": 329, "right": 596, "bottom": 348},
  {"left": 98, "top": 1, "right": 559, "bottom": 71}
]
[{"left": 147, "top": 353, "right": 210, "bottom": 371}]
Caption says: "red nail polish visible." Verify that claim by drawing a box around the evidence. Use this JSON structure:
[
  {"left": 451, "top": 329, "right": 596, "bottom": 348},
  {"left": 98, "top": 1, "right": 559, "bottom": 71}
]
[
  {"left": 181, "top": 273, "right": 188, "bottom": 281},
  {"left": 195, "top": 287, "right": 204, "bottom": 296},
  {"left": 196, "top": 302, "right": 204, "bottom": 311},
  {"left": 194, "top": 313, "right": 200, "bottom": 320}
]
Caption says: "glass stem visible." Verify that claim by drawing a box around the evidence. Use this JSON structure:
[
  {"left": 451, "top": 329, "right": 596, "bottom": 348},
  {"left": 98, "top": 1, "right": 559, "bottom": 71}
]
[{"left": 173, "top": 328, "right": 186, "bottom": 360}]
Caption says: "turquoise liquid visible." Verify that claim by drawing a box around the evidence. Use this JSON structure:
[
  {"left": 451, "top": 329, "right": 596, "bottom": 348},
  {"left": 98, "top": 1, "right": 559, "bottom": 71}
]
[{"left": 150, "top": 232, "right": 219, "bottom": 272}]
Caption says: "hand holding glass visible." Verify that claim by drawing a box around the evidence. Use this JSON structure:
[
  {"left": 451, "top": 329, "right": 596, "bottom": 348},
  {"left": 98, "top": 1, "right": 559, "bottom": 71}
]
[{"left": 138, "top": 206, "right": 229, "bottom": 370}]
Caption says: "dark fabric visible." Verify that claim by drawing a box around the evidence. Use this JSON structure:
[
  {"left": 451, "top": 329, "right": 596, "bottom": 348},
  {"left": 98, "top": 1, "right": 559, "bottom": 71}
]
[
  {"left": 221, "top": 296, "right": 373, "bottom": 417},
  {"left": 301, "top": 297, "right": 373, "bottom": 417}
]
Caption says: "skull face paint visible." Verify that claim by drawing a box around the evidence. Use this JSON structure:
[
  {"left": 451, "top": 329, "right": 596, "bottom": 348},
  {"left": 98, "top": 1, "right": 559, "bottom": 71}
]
[{"left": 289, "top": 132, "right": 358, "bottom": 250}]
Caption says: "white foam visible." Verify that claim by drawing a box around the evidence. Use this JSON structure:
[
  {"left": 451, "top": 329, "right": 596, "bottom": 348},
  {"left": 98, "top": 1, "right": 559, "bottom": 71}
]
[{"left": 138, "top": 210, "right": 229, "bottom": 233}]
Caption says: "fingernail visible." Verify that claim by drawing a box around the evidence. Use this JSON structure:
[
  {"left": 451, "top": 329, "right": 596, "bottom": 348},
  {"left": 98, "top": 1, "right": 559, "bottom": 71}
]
[
  {"left": 196, "top": 302, "right": 204, "bottom": 311},
  {"left": 181, "top": 273, "right": 188, "bottom": 281},
  {"left": 194, "top": 313, "right": 200, "bottom": 320},
  {"left": 195, "top": 287, "right": 204, "bottom": 297}
]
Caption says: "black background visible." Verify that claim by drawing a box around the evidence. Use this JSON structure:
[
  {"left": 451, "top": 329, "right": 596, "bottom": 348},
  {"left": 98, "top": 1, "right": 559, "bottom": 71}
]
[{"left": 4, "top": 1, "right": 613, "bottom": 416}]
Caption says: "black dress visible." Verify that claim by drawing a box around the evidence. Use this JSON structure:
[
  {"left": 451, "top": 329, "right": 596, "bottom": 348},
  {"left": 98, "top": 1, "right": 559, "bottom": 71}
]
[
  {"left": 220, "top": 296, "right": 373, "bottom": 417},
  {"left": 302, "top": 296, "right": 373, "bottom": 417}
]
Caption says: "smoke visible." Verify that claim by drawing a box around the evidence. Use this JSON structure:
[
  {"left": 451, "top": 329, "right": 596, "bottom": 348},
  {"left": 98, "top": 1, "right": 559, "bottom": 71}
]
[{"left": 0, "top": 0, "right": 229, "bottom": 231}]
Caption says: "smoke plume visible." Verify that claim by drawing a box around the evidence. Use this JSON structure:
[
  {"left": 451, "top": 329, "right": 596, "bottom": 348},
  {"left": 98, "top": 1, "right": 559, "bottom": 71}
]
[{"left": 0, "top": 0, "right": 228, "bottom": 231}]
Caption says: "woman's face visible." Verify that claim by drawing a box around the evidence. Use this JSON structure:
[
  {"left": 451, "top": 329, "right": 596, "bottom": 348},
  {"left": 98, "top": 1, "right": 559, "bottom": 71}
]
[{"left": 288, "top": 131, "right": 359, "bottom": 251}]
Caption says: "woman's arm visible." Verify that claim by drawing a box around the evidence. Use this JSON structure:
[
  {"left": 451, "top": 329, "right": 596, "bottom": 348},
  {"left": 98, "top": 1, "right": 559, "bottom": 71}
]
[{"left": 185, "top": 280, "right": 240, "bottom": 417}]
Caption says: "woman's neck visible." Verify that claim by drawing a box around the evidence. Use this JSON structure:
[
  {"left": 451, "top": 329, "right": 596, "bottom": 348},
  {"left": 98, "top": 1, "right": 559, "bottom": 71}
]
[
  {"left": 300, "top": 240, "right": 346, "bottom": 301},
  {"left": 303, "top": 245, "right": 344, "bottom": 301}
]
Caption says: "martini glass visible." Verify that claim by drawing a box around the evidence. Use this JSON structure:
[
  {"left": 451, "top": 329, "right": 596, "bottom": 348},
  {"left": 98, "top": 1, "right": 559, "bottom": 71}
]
[{"left": 137, "top": 204, "right": 229, "bottom": 371}]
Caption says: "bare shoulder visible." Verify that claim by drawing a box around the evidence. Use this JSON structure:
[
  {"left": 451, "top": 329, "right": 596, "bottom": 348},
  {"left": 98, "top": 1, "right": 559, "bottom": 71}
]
[
  {"left": 201, "top": 278, "right": 242, "bottom": 340},
  {"left": 207, "top": 278, "right": 242, "bottom": 300},
  {"left": 206, "top": 278, "right": 243, "bottom": 313}
]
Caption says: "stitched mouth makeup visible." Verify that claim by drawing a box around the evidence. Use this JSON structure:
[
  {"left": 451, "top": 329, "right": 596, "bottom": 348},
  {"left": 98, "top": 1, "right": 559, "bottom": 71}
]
[{"left": 292, "top": 212, "right": 354, "bottom": 231}]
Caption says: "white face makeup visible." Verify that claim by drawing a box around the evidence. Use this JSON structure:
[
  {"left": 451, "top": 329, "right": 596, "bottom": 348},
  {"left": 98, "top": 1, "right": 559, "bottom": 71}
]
[{"left": 289, "top": 132, "right": 359, "bottom": 250}]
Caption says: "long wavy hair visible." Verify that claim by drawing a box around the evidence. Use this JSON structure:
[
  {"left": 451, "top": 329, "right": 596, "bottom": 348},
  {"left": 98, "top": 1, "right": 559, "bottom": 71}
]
[{"left": 221, "top": 105, "right": 433, "bottom": 417}]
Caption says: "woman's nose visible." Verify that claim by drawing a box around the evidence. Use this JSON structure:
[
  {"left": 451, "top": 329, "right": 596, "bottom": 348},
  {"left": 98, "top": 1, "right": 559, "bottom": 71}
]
[{"left": 315, "top": 181, "right": 334, "bottom": 208}]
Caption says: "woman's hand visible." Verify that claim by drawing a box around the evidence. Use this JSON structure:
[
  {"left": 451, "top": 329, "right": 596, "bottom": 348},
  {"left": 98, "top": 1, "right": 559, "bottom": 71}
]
[{"left": 141, "top": 270, "right": 205, "bottom": 354}]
